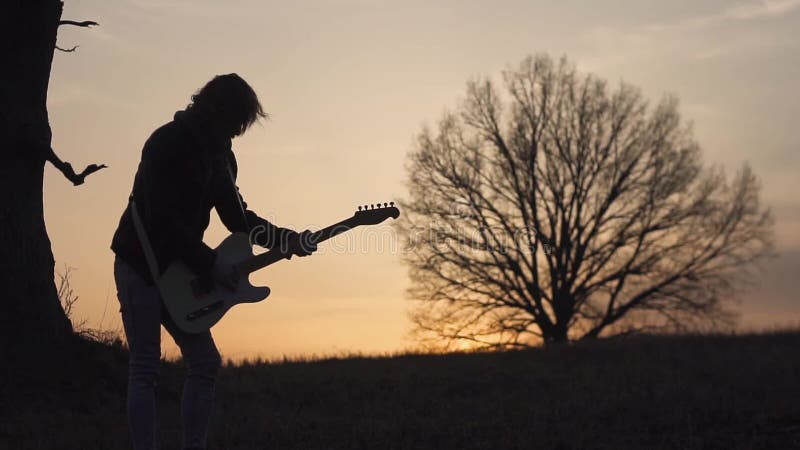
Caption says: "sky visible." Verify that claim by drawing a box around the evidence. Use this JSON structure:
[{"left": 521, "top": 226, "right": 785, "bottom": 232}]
[{"left": 47, "top": 0, "right": 799, "bottom": 360}]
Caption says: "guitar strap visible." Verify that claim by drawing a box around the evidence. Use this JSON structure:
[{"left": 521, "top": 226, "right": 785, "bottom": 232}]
[
  {"left": 129, "top": 156, "right": 247, "bottom": 286},
  {"left": 129, "top": 156, "right": 162, "bottom": 284},
  {"left": 130, "top": 195, "right": 162, "bottom": 284}
]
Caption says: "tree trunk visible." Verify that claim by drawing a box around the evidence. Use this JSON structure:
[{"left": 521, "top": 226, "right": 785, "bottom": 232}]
[
  {"left": 0, "top": 0, "right": 73, "bottom": 351},
  {"left": 544, "top": 292, "right": 571, "bottom": 345},
  {"left": 544, "top": 324, "right": 569, "bottom": 346}
]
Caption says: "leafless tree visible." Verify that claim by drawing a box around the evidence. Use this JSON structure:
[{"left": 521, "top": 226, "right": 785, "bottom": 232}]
[
  {"left": 398, "top": 54, "right": 774, "bottom": 349},
  {"left": 0, "top": 1, "right": 104, "bottom": 350}
]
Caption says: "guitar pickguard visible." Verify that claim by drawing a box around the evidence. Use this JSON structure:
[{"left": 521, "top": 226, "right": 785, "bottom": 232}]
[{"left": 159, "top": 232, "right": 271, "bottom": 333}]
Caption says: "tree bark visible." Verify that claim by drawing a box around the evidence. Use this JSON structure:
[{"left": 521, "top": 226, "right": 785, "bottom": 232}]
[{"left": 0, "top": 0, "right": 73, "bottom": 350}]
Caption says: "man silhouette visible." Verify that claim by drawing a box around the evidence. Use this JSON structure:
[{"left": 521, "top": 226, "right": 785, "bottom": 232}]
[{"left": 111, "top": 74, "right": 316, "bottom": 450}]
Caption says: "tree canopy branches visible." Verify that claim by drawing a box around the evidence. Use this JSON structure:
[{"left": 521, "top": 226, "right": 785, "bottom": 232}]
[{"left": 399, "top": 54, "right": 774, "bottom": 349}]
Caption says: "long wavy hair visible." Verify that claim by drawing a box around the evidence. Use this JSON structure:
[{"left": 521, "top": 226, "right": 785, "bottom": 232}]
[{"left": 188, "top": 73, "right": 267, "bottom": 136}]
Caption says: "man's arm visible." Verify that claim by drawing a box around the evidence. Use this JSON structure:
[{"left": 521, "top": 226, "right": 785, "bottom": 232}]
[
  {"left": 213, "top": 154, "right": 314, "bottom": 256},
  {"left": 214, "top": 180, "right": 292, "bottom": 249},
  {"left": 212, "top": 154, "right": 292, "bottom": 249}
]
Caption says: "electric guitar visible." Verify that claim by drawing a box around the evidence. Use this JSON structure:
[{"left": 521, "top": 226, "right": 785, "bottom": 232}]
[{"left": 159, "top": 202, "right": 400, "bottom": 333}]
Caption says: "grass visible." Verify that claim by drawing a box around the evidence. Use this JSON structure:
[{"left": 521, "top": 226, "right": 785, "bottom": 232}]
[{"left": 2, "top": 331, "right": 799, "bottom": 449}]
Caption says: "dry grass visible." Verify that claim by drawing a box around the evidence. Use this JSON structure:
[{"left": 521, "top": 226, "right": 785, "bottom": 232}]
[{"left": 2, "top": 331, "right": 799, "bottom": 449}]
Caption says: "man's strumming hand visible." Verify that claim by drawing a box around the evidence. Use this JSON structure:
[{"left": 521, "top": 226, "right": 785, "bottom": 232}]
[{"left": 211, "top": 257, "right": 239, "bottom": 291}]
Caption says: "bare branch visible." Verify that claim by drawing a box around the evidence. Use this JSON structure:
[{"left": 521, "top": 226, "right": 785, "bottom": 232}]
[
  {"left": 55, "top": 44, "right": 78, "bottom": 53},
  {"left": 58, "top": 20, "right": 99, "bottom": 28},
  {"left": 47, "top": 146, "right": 108, "bottom": 186},
  {"left": 11, "top": 119, "right": 108, "bottom": 185}
]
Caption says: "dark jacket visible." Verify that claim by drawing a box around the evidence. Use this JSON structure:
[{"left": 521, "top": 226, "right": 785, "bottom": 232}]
[{"left": 111, "top": 108, "right": 288, "bottom": 284}]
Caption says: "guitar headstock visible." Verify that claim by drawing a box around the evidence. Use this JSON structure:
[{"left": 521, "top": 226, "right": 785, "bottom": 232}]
[{"left": 352, "top": 201, "right": 400, "bottom": 226}]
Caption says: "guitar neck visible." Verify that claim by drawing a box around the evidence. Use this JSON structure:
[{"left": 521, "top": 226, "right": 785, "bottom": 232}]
[{"left": 236, "top": 217, "right": 357, "bottom": 275}]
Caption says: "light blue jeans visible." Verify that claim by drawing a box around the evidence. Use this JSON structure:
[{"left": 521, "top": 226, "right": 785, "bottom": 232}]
[{"left": 114, "top": 257, "right": 222, "bottom": 450}]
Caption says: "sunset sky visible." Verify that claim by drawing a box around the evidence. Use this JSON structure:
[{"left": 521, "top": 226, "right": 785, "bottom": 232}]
[{"left": 48, "top": 0, "right": 799, "bottom": 360}]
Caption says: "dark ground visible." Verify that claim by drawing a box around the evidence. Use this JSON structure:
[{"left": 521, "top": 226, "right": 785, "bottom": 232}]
[{"left": 2, "top": 331, "right": 799, "bottom": 450}]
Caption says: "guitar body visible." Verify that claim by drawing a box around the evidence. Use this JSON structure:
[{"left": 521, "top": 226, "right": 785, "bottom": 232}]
[
  {"left": 157, "top": 204, "right": 399, "bottom": 334},
  {"left": 159, "top": 232, "right": 271, "bottom": 334}
]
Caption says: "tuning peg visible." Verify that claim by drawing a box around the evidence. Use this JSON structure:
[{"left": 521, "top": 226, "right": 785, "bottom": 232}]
[
  {"left": 371, "top": 204, "right": 375, "bottom": 209},
  {"left": 390, "top": 201, "right": 395, "bottom": 207},
  {"left": 358, "top": 206, "right": 362, "bottom": 211},
  {"left": 383, "top": 202, "right": 388, "bottom": 207},
  {"left": 364, "top": 204, "right": 368, "bottom": 210}
]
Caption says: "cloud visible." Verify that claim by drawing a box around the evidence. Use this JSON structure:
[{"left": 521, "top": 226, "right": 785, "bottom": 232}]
[
  {"left": 578, "top": 0, "right": 799, "bottom": 71},
  {"left": 645, "top": 0, "right": 800, "bottom": 32},
  {"left": 724, "top": 0, "right": 800, "bottom": 21}
]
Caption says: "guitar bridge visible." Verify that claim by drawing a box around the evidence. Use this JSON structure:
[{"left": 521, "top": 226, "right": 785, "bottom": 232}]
[{"left": 186, "top": 301, "right": 224, "bottom": 321}]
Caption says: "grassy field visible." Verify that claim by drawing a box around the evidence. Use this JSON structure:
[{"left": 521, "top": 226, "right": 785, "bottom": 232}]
[{"left": 2, "top": 331, "right": 799, "bottom": 449}]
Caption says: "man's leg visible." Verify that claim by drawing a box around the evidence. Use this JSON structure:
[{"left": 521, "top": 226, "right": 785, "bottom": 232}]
[
  {"left": 114, "top": 257, "right": 163, "bottom": 450},
  {"left": 163, "top": 314, "right": 222, "bottom": 450}
]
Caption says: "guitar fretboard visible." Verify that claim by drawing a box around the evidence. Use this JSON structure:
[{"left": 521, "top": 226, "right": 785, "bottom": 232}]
[{"left": 235, "top": 217, "right": 357, "bottom": 275}]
